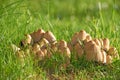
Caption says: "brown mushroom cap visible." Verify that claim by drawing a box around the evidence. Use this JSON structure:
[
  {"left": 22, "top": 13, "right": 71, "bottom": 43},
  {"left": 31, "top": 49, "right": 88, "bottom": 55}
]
[
  {"left": 32, "top": 44, "right": 40, "bottom": 54},
  {"left": 71, "top": 32, "right": 79, "bottom": 45},
  {"left": 108, "top": 47, "right": 117, "bottom": 55},
  {"left": 103, "top": 38, "right": 110, "bottom": 51},
  {"left": 58, "top": 47, "right": 71, "bottom": 58},
  {"left": 58, "top": 40, "right": 67, "bottom": 49},
  {"left": 44, "top": 31, "right": 56, "bottom": 43},
  {"left": 101, "top": 50, "right": 107, "bottom": 63},
  {"left": 83, "top": 33, "right": 92, "bottom": 44},
  {"left": 85, "top": 41, "right": 101, "bottom": 61},
  {"left": 74, "top": 43, "right": 84, "bottom": 57},
  {"left": 38, "top": 38, "right": 49, "bottom": 47},
  {"left": 106, "top": 55, "right": 112, "bottom": 64},
  {"left": 78, "top": 30, "right": 87, "bottom": 41},
  {"left": 93, "top": 39, "right": 101, "bottom": 48},
  {"left": 67, "top": 42, "right": 73, "bottom": 52},
  {"left": 30, "top": 29, "right": 45, "bottom": 43},
  {"left": 35, "top": 50, "right": 45, "bottom": 60}
]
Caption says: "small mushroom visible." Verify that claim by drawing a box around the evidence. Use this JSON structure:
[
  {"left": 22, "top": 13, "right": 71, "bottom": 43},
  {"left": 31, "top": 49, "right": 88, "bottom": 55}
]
[
  {"left": 67, "top": 42, "right": 73, "bottom": 52},
  {"left": 74, "top": 43, "right": 84, "bottom": 57},
  {"left": 32, "top": 44, "right": 40, "bottom": 54},
  {"left": 106, "top": 55, "right": 112, "bottom": 64},
  {"left": 71, "top": 32, "right": 79, "bottom": 45},
  {"left": 58, "top": 47, "right": 71, "bottom": 58},
  {"left": 58, "top": 40, "right": 67, "bottom": 48},
  {"left": 103, "top": 38, "right": 110, "bottom": 51},
  {"left": 108, "top": 47, "right": 117, "bottom": 55},
  {"left": 83, "top": 33, "right": 92, "bottom": 44},
  {"left": 85, "top": 41, "right": 100, "bottom": 61},
  {"left": 93, "top": 39, "right": 101, "bottom": 48},
  {"left": 44, "top": 31, "right": 56, "bottom": 43},
  {"left": 101, "top": 50, "right": 107, "bottom": 64},
  {"left": 35, "top": 50, "right": 45, "bottom": 60},
  {"left": 78, "top": 30, "right": 87, "bottom": 41},
  {"left": 50, "top": 42, "right": 58, "bottom": 52},
  {"left": 20, "top": 34, "right": 33, "bottom": 46},
  {"left": 30, "top": 29, "right": 45, "bottom": 43},
  {"left": 38, "top": 38, "right": 49, "bottom": 47},
  {"left": 11, "top": 44, "right": 20, "bottom": 53}
]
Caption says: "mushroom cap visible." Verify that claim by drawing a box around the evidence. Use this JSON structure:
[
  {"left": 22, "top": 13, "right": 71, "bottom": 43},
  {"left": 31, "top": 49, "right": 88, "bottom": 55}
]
[
  {"left": 30, "top": 29, "right": 45, "bottom": 43},
  {"left": 32, "top": 44, "right": 40, "bottom": 54},
  {"left": 85, "top": 42, "right": 101, "bottom": 61},
  {"left": 38, "top": 38, "right": 49, "bottom": 47},
  {"left": 103, "top": 38, "right": 110, "bottom": 51},
  {"left": 108, "top": 47, "right": 117, "bottom": 55},
  {"left": 78, "top": 30, "right": 87, "bottom": 41},
  {"left": 44, "top": 31, "right": 56, "bottom": 43},
  {"left": 67, "top": 42, "right": 73, "bottom": 52},
  {"left": 93, "top": 39, "right": 101, "bottom": 48},
  {"left": 58, "top": 46, "right": 71, "bottom": 58},
  {"left": 74, "top": 43, "right": 84, "bottom": 57},
  {"left": 71, "top": 32, "right": 79, "bottom": 45},
  {"left": 101, "top": 50, "right": 107, "bottom": 64},
  {"left": 36, "top": 50, "right": 45, "bottom": 60},
  {"left": 106, "top": 55, "right": 112, "bottom": 64},
  {"left": 25, "top": 34, "right": 32, "bottom": 44},
  {"left": 58, "top": 40, "right": 67, "bottom": 49},
  {"left": 83, "top": 33, "right": 92, "bottom": 44}
]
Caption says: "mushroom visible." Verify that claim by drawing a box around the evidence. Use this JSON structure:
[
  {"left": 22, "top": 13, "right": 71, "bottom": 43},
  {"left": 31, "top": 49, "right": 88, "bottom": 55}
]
[
  {"left": 11, "top": 44, "right": 20, "bottom": 53},
  {"left": 58, "top": 40, "right": 67, "bottom": 48},
  {"left": 30, "top": 29, "right": 45, "bottom": 43},
  {"left": 103, "top": 38, "right": 110, "bottom": 51},
  {"left": 78, "top": 30, "right": 87, "bottom": 41},
  {"left": 106, "top": 55, "right": 112, "bottom": 64},
  {"left": 101, "top": 50, "right": 107, "bottom": 64},
  {"left": 93, "top": 39, "right": 101, "bottom": 48},
  {"left": 32, "top": 43, "right": 40, "bottom": 54},
  {"left": 44, "top": 31, "right": 56, "bottom": 43},
  {"left": 74, "top": 42, "right": 84, "bottom": 57},
  {"left": 67, "top": 42, "right": 73, "bottom": 52},
  {"left": 84, "top": 41, "right": 101, "bottom": 61},
  {"left": 57, "top": 40, "right": 71, "bottom": 58},
  {"left": 20, "top": 34, "right": 33, "bottom": 46},
  {"left": 38, "top": 38, "right": 49, "bottom": 47},
  {"left": 83, "top": 33, "right": 92, "bottom": 44},
  {"left": 35, "top": 50, "right": 45, "bottom": 60},
  {"left": 71, "top": 30, "right": 87, "bottom": 46},
  {"left": 71, "top": 32, "right": 79, "bottom": 45}
]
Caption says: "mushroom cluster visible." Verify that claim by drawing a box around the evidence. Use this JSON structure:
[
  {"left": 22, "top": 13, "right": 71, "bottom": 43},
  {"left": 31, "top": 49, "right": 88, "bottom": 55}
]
[{"left": 13, "top": 29, "right": 119, "bottom": 66}]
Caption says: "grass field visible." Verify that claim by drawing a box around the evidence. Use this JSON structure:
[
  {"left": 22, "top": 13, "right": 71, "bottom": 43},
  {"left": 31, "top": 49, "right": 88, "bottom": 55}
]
[{"left": 0, "top": 0, "right": 120, "bottom": 80}]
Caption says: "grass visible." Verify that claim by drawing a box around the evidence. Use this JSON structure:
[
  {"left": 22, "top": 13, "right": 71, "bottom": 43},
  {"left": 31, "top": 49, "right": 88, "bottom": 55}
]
[{"left": 0, "top": 0, "right": 120, "bottom": 79}]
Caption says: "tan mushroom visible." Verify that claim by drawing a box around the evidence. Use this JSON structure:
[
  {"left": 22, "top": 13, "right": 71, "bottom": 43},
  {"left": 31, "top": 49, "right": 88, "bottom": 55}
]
[
  {"left": 58, "top": 40, "right": 67, "bottom": 48},
  {"left": 106, "top": 55, "right": 112, "bottom": 64},
  {"left": 85, "top": 41, "right": 101, "bottom": 61},
  {"left": 44, "top": 31, "right": 56, "bottom": 43},
  {"left": 35, "top": 50, "right": 45, "bottom": 60},
  {"left": 83, "top": 33, "right": 92, "bottom": 44},
  {"left": 93, "top": 39, "right": 101, "bottom": 48},
  {"left": 32, "top": 44, "right": 40, "bottom": 54},
  {"left": 38, "top": 38, "right": 49, "bottom": 47},
  {"left": 101, "top": 50, "right": 107, "bottom": 63},
  {"left": 74, "top": 42, "right": 84, "bottom": 57},
  {"left": 71, "top": 32, "right": 79, "bottom": 45},
  {"left": 67, "top": 42, "right": 73, "bottom": 52},
  {"left": 103, "top": 38, "right": 110, "bottom": 51},
  {"left": 30, "top": 29, "right": 45, "bottom": 43},
  {"left": 78, "top": 30, "right": 87, "bottom": 41}
]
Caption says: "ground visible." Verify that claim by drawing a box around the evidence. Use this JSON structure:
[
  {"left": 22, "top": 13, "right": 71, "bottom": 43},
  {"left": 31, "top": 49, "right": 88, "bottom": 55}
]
[{"left": 0, "top": 0, "right": 120, "bottom": 80}]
